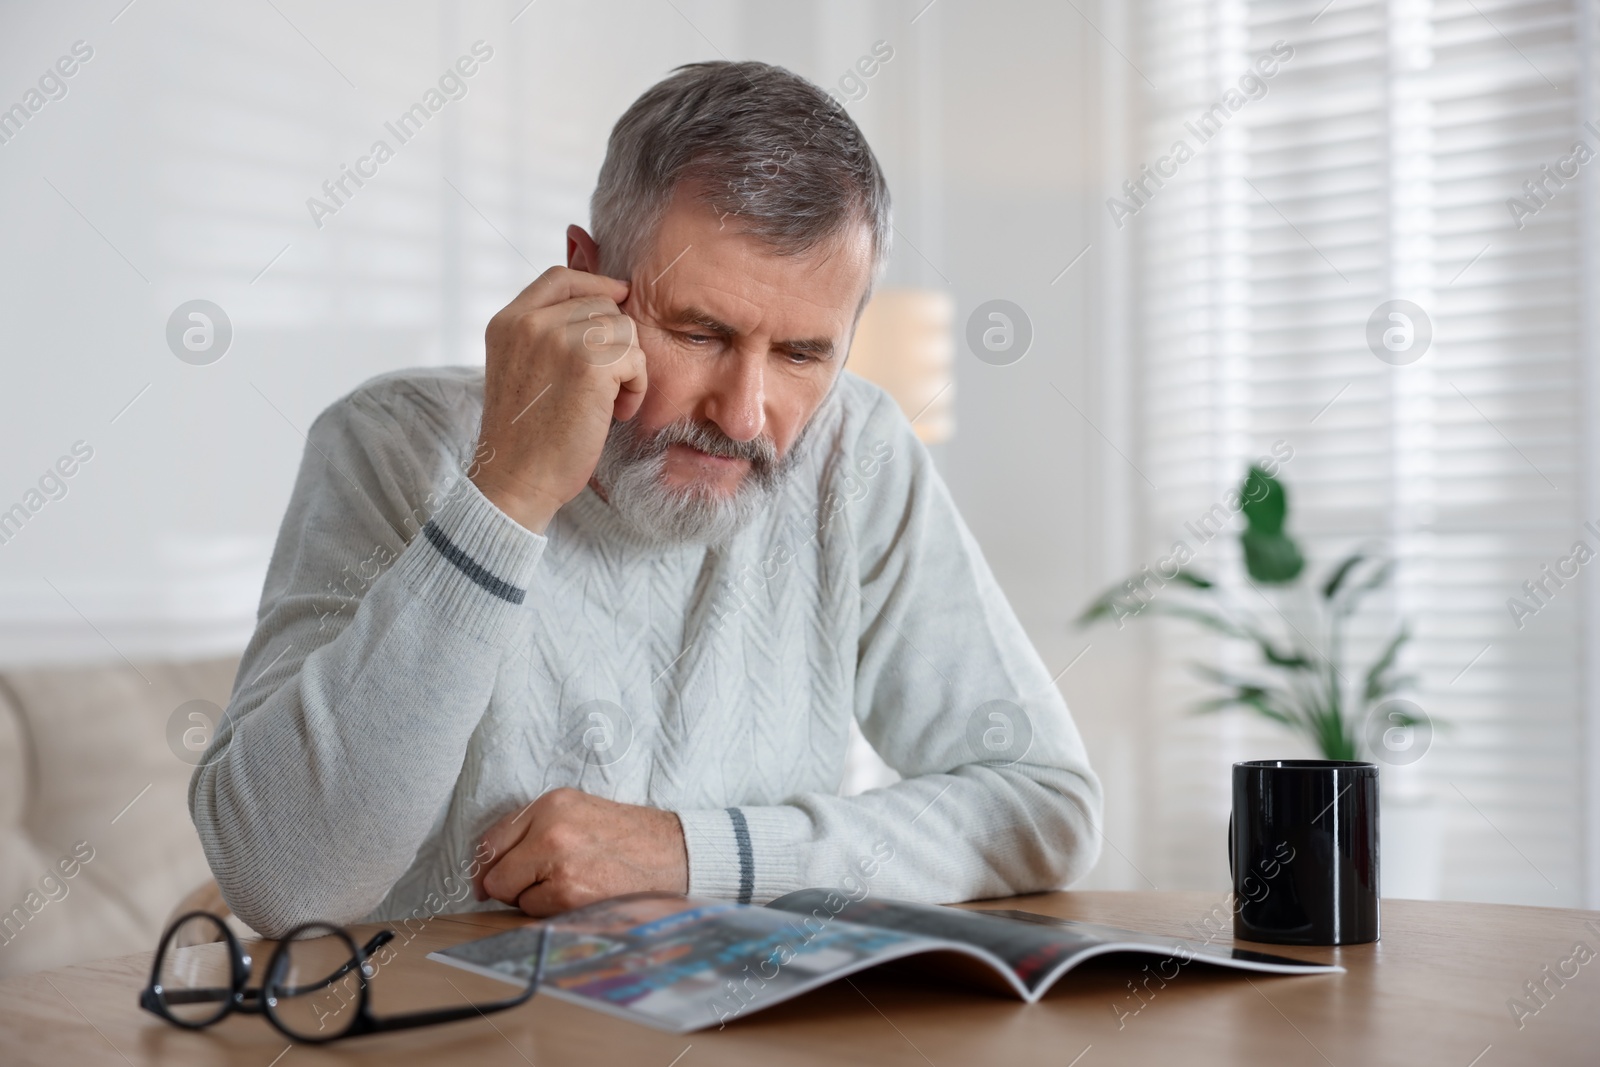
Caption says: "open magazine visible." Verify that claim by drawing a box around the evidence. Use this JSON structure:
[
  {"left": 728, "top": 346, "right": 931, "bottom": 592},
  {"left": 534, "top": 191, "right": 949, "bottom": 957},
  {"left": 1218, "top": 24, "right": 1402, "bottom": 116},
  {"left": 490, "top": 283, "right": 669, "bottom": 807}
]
[{"left": 427, "top": 890, "right": 1343, "bottom": 1033}]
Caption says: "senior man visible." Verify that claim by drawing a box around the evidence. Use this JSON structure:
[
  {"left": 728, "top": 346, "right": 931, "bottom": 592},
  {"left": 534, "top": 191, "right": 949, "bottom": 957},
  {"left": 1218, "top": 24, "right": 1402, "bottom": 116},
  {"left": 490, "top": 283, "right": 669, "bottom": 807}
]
[{"left": 191, "top": 60, "right": 1102, "bottom": 937}]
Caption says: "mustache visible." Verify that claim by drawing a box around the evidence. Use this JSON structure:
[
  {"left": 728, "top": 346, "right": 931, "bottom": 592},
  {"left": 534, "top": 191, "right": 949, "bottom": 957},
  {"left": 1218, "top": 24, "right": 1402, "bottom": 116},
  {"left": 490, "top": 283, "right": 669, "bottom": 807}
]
[{"left": 616, "top": 417, "right": 780, "bottom": 474}]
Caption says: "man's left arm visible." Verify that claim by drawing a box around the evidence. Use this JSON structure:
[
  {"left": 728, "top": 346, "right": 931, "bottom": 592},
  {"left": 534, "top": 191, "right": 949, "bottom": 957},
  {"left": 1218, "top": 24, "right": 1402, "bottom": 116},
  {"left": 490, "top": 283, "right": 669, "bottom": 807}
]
[{"left": 674, "top": 390, "right": 1105, "bottom": 903}]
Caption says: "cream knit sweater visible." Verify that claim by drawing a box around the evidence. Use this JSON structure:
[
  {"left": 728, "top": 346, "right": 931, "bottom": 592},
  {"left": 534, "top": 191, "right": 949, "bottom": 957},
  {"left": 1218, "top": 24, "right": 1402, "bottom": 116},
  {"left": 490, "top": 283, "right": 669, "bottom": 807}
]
[{"left": 189, "top": 366, "right": 1102, "bottom": 937}]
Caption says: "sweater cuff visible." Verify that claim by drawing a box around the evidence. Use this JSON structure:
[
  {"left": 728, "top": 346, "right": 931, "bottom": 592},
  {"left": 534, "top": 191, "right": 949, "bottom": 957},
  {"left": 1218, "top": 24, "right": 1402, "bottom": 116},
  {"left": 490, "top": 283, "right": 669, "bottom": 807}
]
[
  {"left": 676, "top": 805, "right": 810, "bottom": 904},
  {"left": 391, "top": 477, "right": 546, "bottom": 641}
]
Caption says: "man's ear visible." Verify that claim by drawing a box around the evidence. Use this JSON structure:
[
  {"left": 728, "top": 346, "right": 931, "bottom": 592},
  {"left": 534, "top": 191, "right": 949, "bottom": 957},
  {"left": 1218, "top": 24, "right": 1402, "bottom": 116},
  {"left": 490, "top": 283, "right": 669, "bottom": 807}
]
[{"left": 567, "top": 224, "right": 602, "bottom": 273}]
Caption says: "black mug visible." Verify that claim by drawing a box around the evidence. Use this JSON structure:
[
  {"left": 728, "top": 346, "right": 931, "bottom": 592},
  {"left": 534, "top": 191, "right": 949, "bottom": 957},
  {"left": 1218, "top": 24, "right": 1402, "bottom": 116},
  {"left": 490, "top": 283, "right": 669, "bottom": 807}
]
[{"left": 1230, "top": 759, "right": 1380, "bottom": 945}]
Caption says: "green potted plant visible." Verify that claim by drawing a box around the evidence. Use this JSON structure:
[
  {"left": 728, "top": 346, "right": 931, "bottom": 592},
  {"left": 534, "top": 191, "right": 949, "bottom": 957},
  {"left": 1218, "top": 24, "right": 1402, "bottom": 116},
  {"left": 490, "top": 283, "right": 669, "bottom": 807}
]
[{"left": 1076, "top": 466, "right": 1418, "bottom": 762}]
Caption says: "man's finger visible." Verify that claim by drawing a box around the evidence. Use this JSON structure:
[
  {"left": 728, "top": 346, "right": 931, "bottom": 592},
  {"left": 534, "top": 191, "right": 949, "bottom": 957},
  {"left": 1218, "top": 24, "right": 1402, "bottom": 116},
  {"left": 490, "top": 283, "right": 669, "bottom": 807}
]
[
  {"left": 481, "top": 845, "right": 552, "bottom": 906},
  {"left": 564, "top": 307, "right": 636, "bottom": 368},
  {"left": 514, "top": 877, "right": 573, "bottom": 918},
  {"left": 613, "top": 334, "right": 648, "bottom": 421},
  {"left": 506, "top": 265, "right": 628, "bottom": 316},
  {"left": 556, "top": 294, "right": 626, "bottom": 327},
  {"left": 473, "top": 802, "right": 540, "bottom": 900}
]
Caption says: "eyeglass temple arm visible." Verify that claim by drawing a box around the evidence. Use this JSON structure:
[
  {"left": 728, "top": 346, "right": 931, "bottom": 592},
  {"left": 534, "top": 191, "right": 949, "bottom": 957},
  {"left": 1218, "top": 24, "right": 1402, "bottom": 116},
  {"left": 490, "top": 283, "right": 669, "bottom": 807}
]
[
  {"left": 361, "top": 924, "right": 548, "bottom": 1035},
  {"left": 150, "top": 986, "right": 243, "bottom": 1006}
]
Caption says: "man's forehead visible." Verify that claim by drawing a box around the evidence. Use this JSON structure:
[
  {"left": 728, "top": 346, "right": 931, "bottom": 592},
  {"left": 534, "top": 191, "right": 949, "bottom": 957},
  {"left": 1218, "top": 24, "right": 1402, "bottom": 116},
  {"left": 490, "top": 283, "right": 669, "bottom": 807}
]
[{"left": 637, "top": 195, "right": 872, "bottom": 343}]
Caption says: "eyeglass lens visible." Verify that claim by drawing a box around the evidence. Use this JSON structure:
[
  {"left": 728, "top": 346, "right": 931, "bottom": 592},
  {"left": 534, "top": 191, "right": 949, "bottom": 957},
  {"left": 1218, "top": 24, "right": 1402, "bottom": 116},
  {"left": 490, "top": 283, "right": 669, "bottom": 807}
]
[
  {"left": 264, "top": 924, "right": 366, "bottom": 1040},
  {"left": 155, "top": 914, "right": 235, "bottom": 1026}
]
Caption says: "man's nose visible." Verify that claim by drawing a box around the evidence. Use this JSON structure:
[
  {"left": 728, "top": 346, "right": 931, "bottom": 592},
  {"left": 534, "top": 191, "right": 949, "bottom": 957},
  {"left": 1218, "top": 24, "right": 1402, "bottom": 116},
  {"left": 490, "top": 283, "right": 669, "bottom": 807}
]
[{"left": 705, "top": 349, "right": 766, "bottom": 443}]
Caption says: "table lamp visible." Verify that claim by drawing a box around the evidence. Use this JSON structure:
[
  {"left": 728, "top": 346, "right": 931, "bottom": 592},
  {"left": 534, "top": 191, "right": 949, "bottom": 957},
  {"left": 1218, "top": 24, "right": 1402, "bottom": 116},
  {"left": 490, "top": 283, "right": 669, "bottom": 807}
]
[{"left": 846, "top": 287, "right": 955, "bottom": 444}]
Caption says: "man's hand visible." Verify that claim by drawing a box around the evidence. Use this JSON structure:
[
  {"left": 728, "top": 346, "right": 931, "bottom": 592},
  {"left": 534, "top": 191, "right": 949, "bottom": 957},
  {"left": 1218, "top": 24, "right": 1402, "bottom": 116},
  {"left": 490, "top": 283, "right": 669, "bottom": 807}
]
[
  {"left": 473, "top": 267, "right": 648, "bottom": 533},
  {"left": 472, "top": 788, "right": 689, "bottom": 916}
]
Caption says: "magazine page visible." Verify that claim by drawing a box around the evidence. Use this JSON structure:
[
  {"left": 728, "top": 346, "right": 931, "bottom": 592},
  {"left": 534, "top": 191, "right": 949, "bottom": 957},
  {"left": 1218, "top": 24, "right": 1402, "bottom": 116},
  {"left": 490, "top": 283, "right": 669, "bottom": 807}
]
[
  {"left": 770, "top": 891, "right": 1102, "bottom": 996},
  {"left": 769, "top": 893, "right": 1343, "bottom": 999},
  {"left": 426, "top": 892, "right": 985, "bottom": 1033},
  {"left": 980, "top": 909, "right": 1346, "bottom": 976}
]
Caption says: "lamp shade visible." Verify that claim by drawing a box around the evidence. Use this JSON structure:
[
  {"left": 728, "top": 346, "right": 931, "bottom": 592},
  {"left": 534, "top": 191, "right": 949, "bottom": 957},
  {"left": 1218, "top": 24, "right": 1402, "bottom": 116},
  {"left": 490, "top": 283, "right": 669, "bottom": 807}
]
[{"left": 846, "top": 287, "right": 955, "bottom": 444}]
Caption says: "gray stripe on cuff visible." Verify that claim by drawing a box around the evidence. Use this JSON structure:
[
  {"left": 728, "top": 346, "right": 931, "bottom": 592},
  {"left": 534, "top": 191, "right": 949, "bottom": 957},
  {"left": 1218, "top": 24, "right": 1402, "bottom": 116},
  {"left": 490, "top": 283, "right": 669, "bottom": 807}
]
[
  {"left": 726, "top": 807, "right": 754, "bottom": 905},
  {"left": 420, "top": 519, "right": 526, "bottom": 605}
]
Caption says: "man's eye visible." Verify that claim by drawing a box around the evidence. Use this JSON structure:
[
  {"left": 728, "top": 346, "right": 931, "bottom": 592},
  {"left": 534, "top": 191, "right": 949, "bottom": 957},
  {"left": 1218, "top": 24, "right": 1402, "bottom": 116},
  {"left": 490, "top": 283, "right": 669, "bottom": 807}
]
[
  {"left": 682, "top": 332, "right": 715, "bottom": 346},
  {"left": 785, "top": 350, "right": 817, "bottom": 365}
]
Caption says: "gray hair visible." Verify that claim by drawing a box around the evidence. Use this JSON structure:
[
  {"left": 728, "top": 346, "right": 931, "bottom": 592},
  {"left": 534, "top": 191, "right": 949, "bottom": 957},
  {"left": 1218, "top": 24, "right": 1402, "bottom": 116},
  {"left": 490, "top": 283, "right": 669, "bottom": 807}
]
[{"left": 590, "top": 60, "right": 892, "bottom": 314}]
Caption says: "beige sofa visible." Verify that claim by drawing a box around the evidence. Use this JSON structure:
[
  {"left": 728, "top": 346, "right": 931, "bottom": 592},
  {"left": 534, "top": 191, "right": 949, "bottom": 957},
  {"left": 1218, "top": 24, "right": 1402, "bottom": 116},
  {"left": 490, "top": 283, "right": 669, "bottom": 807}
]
[{"left": 0, "top": 656, "right": 239, "bottom": 978}]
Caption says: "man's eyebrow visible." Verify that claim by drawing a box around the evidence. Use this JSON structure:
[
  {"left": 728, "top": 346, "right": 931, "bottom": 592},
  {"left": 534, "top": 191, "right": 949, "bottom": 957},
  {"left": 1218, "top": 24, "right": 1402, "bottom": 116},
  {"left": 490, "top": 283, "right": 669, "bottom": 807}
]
[
  {"left": 669, "top": 304, "right": 835, "bottom": 358},
  {"left": 669, "top": 306, "right": 738, "bottom": 335},
  {"left": 783, "top": 335, "right": 835, "bottom": 356}
]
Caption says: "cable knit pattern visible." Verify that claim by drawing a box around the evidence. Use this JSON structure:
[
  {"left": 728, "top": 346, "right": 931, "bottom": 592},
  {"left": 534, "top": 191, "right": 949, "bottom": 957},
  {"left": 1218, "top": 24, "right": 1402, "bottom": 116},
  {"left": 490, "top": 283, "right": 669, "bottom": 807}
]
[{"left": 188, "top": 366, "right": 1103, "bottom": 937}]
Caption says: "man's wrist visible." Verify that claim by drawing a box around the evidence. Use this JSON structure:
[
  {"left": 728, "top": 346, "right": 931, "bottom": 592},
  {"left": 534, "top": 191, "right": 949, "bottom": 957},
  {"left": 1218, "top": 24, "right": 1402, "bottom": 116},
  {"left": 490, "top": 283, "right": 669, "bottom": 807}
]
[
  {"left": 659, "top": 809, "right": 690, "bottom": 894},
  {"left": 471, "top": 471, "right": 562, "bottom": 533}
]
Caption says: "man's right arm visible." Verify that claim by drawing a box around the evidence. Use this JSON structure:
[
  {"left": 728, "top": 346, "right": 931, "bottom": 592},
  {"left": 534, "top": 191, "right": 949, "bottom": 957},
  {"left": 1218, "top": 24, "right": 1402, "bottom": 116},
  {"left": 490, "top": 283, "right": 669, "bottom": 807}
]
[
  {"left": 194, "top": 267, "right": 646, "bottom": 937},
  {"left": 189, "top": 383, "right": 546, "bottom": 938}
]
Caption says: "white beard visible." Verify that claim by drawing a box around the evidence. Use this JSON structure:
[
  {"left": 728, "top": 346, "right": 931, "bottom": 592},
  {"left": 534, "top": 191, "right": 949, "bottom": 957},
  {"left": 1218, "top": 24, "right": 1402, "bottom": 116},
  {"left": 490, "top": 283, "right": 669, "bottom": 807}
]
[{"left": 591, "top": 416, "right": 809, "bottom": 546}]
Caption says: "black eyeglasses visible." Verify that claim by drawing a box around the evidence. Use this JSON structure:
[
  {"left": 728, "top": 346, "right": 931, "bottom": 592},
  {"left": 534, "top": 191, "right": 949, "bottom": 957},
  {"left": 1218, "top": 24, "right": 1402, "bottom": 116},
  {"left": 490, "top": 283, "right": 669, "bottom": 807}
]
[{"left": 140, "top": 911, "right": 546, "bottom": 1044}]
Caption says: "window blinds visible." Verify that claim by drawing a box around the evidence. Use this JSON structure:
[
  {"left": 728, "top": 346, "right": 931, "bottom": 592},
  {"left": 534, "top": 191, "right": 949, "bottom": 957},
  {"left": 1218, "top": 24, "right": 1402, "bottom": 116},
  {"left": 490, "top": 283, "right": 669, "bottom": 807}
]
[{"left": 1131, "top": 0, "right": 1594, "bottom": 905}]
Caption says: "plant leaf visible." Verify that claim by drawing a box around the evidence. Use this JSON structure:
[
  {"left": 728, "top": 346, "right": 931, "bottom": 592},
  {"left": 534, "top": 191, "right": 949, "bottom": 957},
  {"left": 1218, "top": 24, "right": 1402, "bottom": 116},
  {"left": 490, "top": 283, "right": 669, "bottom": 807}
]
[
  {"left": 1170, "top": 570, "right": 1214, "bottom": 589},
  {"left": 1074, "top": 585, "right": 1142, "bottom": 628},
  {"left": 1321, "top": 722, "right": 1358, "bottom": 761},
  {"left": 1242, "top": 529, "right": 1306, "bottom": 584},
  {"left": 1240, "top": 466, "right": 1287, "bottom": 535},
  {"left": 1186, "top": 661, "right": 1282, "bottom": 694},
  {"left": 1362, "top": 625, "right": 1411, "bottom": 703},
  {"left": 1238, "top": 467, "right": 1305, "bottom": 584},
  {"left": 1093, "top": 591, "right": 1314, "bottom": 672},
  {"left": 1192, "top": 692, "right": 1297, "bottom": 728},
  {"left": 1222, "top": 615, "right": 1315, "bottom": 670},
  {"left": 1333, "top": 558, "right": 1395, "bottom": 619},
  {"left": 1074, "top": 597, "right": 1116, "bottom": 627},
  {"left": 1138, "top": 602, "right": 1252, "bottom": 640},
  {"left": 1321, "top": 551, "right": 1367, "bottom": 601}
]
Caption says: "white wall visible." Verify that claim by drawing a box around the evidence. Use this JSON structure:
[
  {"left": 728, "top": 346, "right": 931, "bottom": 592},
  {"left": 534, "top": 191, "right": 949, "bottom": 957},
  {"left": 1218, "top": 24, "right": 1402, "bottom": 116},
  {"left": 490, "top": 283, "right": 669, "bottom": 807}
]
[
  {"left": 928, "top": 0, "right": 1146, "bottom": 890},
  {"left": 0, "top": 0, "right": 756, "bottom": 659}
]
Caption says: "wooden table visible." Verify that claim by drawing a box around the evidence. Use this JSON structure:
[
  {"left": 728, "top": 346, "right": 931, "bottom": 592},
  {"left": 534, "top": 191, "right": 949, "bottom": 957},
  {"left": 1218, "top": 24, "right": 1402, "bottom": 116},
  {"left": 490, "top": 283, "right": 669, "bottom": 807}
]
[{"left": 3, "top": 891, "right": 1596, "bottom": 1065}]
